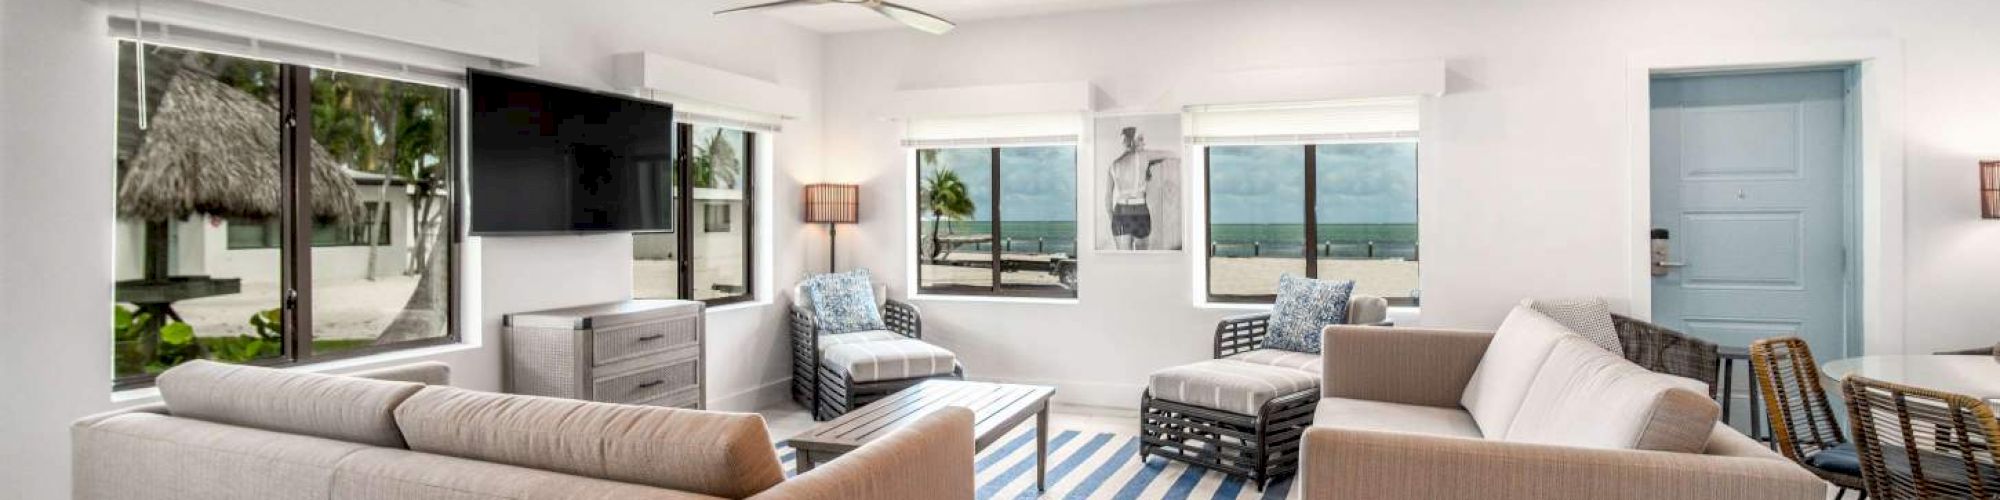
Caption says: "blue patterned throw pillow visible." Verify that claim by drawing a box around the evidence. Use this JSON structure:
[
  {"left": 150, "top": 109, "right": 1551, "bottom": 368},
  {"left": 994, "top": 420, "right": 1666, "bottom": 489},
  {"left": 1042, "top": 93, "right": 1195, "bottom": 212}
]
[
  {"left": 805, "top": 269, "right": 886, "bottom": 334},
  {"left": 1262, "top": 274, "right": 1355, "bottom": 353}
]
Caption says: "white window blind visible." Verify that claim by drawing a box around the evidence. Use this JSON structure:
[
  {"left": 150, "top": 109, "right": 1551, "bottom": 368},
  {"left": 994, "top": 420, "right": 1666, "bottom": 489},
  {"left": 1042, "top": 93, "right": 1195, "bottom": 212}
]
[
  {"left": 109, "top": 19, "right": 478, "bottom": 89},
  {"left": 901, "top": 112, "right": 1083, "bottom": 148},
  {"left": 657, "top": 95, "right": 785, "bottom": 133},
  {"left": 1184, "top": 97, "right": 1420, "bottom": 145}
]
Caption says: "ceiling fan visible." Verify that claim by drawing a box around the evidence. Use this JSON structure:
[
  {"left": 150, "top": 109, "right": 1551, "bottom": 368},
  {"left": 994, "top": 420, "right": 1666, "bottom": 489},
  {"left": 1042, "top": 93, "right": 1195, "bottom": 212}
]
[{"left": 716, "top": 0, "right": 956, "bottom": 35}]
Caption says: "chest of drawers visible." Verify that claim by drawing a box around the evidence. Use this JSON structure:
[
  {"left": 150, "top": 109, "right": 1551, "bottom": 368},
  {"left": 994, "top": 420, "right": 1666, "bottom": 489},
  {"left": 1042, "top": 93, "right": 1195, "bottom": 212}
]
[{"left": 503, "top": 300, "right": 704, "bottom": 408}]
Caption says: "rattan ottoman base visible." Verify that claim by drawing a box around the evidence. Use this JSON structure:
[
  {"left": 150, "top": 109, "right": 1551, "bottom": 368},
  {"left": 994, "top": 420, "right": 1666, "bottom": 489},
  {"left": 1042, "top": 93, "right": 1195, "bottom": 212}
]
[
  {"left": 814, "top": 363, "right": 966, "bottom": 421},
  {"left": 1139, "top": 388, "right": 1317, "bottom": 490}
]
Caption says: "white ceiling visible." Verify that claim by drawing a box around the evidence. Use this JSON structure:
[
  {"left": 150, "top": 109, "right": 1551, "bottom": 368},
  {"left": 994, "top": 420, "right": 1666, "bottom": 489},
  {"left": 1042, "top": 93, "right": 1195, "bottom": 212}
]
[{"left": 720, "top": 0, "right": 1210, "bottom": 34}]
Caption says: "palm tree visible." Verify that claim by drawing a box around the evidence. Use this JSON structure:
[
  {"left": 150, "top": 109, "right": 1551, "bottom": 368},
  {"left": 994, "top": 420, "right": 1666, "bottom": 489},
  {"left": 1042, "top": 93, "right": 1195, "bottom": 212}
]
[{"left": 920, "top": 164, "right": 975, "bottom": 263}]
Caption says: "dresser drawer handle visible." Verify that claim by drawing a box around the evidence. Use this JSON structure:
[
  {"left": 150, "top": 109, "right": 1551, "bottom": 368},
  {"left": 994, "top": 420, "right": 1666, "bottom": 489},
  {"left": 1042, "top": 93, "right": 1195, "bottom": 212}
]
[
  {"left": 635, "top": 334, "right": 666, "bottom": 342},
  {"left": 636, "top": 380, "right": 666, "bottom": 389}
]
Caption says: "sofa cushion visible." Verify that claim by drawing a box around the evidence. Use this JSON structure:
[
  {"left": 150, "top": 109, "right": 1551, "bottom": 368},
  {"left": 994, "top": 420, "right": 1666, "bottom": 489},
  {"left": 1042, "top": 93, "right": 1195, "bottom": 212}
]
[
  {"left": 1459, "top": 305, "right": 1574, "bottom": 439},
  {"left": 1227, "top": 348, "right": 1323, "bottom": 375},
  {"left": 392, "top": 386, "right": 785, "bottom": 498},
  {"left": 1503, "top": 335, "right": 1720, "bottom": 453},
  {"left": 821, "top": 338, "right": 958, "bottom": 383},
  {"left": 817, "top": 329, "right": 906, "bottom": 353},
  {"left": 156, "top": 360, "right": 424, "bottom": 448},
  {"left": 804, "top": 269, "right": 888, "bottom": 334},
  {"left": 1522, "top": 297, "right": 1622, "bottom": 353},
  {"left": 331, "top": 448, "right": 719, "bottom": 500},
  {"left": 1263, "top": 274, "right": 1356, "bottom": 353},
  {"left": 1148, "top": 359, "right": 1319, "bottom": 415},
  {"left": 1312, "top": 397, "right": 1482, "bottom": 439},
  {"left": 73, "top": 412, "right": 369, "bottom": 500}
]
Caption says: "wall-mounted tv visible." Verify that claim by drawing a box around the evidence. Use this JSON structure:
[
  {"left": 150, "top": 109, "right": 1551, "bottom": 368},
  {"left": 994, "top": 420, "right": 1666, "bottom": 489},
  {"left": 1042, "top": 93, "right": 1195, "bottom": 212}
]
[{"left": 467, "top": 69, "right": 675, "bottom": 235}]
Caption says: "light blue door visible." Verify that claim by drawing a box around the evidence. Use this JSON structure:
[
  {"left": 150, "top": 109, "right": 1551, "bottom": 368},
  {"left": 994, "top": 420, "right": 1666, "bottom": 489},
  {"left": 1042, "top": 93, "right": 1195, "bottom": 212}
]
[{"left": 1650, "top": 69, "right": 1852, "bottom": 358}]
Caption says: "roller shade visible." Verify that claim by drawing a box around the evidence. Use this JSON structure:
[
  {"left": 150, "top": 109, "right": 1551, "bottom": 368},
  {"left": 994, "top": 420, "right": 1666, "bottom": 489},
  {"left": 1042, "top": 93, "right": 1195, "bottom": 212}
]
[
  {"left": 901, "top": 112, "right": 1083, "bottom": 148},
  {"left": 657, "top": 94, "right": 784, "bottom": 134},
  {"left": 1185, "top": 96, "right": 1420, "bottom": 145}
]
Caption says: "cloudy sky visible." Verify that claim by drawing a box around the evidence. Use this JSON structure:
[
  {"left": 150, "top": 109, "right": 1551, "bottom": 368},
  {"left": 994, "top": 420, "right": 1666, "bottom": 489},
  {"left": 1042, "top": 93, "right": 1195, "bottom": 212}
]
[{"left": 922, "top": 143, "right": 1415, "bottom": 225}]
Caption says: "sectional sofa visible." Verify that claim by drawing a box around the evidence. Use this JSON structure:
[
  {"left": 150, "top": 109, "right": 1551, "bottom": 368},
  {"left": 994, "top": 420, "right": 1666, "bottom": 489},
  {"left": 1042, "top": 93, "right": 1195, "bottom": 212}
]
[
  {"left": 1294, "top": 306, "right": 1826, "bottom": 499},
  {"left": 72, "top": 360, "right": 974, "bottom": 500}
]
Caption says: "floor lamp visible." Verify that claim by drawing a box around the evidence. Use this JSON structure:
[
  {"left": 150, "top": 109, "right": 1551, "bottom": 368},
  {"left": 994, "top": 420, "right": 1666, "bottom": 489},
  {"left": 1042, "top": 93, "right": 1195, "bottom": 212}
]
[{"left": 803, "top": 184, "right": 859, "bottom": 273}]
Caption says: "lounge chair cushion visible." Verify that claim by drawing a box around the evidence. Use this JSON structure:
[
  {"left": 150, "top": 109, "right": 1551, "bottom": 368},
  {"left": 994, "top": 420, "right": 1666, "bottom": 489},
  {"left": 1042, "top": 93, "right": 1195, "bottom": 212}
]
[
  {"left": 1227, "top": 349, "right": 1323, "bottom": 375},
  {"left": 821, "top": 338, "right": 958, "bottom": 383},
  {"left": 817, "top": 330, "right": 905, "bottom": 353},
  {"left": 1460, "top": 305, "right": 1574, "bottom": 439},
  {"left": 1804, "top": 442, "right": 1861, "bottom": 476},
  {"left": 1263, "top": 274, "right": 1356, "bottom": 353},
  {"left": 1147, "top": 359, "right": 1319, "bottom": 416},
  {"left": 804, "top": 269, "right": 887, "bottom": 334}
]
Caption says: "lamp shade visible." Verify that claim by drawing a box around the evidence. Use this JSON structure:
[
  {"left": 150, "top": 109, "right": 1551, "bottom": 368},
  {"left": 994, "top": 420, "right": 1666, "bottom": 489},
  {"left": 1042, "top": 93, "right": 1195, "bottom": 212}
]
[
  {"left": 803, "top": 184, "right": 860, "bottom": 224},
  {"left": 1985, "top": 161, "right": 2000, "bottom": 219}
]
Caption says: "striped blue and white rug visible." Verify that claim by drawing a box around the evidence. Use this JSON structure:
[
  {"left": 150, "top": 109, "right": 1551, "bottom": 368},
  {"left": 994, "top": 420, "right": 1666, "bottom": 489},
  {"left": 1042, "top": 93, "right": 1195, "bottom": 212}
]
[{"left": 777, "top": 427, "right": 1296, "bottom": 500}]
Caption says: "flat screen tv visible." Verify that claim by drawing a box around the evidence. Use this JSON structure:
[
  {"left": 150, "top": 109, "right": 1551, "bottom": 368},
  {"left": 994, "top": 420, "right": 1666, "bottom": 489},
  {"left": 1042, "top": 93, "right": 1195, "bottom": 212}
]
[{"left": 467, "top": 69, "right": 675, "bottom": 235}]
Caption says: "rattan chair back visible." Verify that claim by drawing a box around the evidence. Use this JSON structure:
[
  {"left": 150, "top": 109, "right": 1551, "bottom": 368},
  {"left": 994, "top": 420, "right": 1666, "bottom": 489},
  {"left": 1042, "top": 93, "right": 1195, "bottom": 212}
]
[
  {"left": 1842, "top": 375, "right": 2000, "bottom": 499},
  {"left": 1750, "top": 336, "right": 1848, "bottom": 464}
]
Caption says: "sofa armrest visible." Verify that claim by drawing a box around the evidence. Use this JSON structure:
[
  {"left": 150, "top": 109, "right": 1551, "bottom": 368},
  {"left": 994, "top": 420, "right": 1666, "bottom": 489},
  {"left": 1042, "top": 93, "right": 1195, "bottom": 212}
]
[
  {"left": 754, "top": 408, "right": 975, "bottom": 500},
  {"left": 1321, "top": 326, "right": 1492, "bottom": 407},
  {"left": 1298, "top": 426, "right": 1824, "bottom": 500}
]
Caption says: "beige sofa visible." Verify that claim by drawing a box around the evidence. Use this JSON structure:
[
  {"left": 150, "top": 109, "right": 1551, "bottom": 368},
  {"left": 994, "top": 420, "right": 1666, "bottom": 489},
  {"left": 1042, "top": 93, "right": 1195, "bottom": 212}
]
[
  {"left": 1297, "top": 306, "right": 1826, "bottom": 500},
  {"left": 73, "top": 361, "right": 973, "bottom": 500}
]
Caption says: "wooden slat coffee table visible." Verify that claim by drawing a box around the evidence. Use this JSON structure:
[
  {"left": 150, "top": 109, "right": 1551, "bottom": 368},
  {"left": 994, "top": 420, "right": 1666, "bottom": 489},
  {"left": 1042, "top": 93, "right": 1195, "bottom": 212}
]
[{"left": 786, "top": 380, "right": 1056, "bottom": 490}]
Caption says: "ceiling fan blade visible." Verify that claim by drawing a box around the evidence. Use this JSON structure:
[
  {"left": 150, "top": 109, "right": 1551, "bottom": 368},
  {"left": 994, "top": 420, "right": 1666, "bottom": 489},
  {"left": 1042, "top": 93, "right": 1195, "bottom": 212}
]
[
  {"left": 715, "top": 0, "right": 822, "bottom": 15},
  {"left": 871, "top": 1, "right": 955, "bottom": 34}
]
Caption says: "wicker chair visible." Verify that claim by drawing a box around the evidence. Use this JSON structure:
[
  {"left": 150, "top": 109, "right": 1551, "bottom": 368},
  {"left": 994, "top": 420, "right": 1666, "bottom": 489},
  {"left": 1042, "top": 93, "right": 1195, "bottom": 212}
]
[
  {"left": 1138, "top": 295, "right": 1389, "bottom": 491},
  {"left": 1750, "top": 337, "right": 1868, "bottom": 498},
  {"left": 789, "top": 283, "right": 963, "bottom": 421},
  {"left": 1612, "top": 314, "right": 1720, "bottom": 398},
  {"left": 1843, "top": 375, "right": 2000, "bottom": 499}
]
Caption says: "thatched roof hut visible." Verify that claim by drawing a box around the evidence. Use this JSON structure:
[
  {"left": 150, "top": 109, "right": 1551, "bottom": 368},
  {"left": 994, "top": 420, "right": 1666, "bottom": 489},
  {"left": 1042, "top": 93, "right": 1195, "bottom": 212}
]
[{"left": 118, "top": 72, "right": 362, "bottom": 223}]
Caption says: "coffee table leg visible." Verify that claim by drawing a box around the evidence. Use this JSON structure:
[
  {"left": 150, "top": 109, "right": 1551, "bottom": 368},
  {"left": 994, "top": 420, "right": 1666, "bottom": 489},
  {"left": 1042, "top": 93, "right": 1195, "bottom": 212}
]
[
  {"left": 1036, "top": 405, "right": 1048, "bottom": 492},
  {"left": 797, "top": 450, "right": 816, "bottom": 474}
]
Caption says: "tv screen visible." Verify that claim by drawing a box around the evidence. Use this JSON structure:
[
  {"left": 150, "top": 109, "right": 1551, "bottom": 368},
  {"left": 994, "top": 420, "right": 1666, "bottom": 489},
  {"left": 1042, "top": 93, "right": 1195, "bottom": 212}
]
[{"left": 467, "top": 70, "right": 675, "bottom": 234}]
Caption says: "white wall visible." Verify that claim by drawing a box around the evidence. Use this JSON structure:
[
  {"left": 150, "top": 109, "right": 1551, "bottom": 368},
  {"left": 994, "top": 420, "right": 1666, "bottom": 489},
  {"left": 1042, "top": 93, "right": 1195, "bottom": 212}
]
[
  {"left": 820, "top": 0, "right": 2000, "bottom": 408},
  {"left": 0, "top": 0, "right": 822, "bottom": 498}
]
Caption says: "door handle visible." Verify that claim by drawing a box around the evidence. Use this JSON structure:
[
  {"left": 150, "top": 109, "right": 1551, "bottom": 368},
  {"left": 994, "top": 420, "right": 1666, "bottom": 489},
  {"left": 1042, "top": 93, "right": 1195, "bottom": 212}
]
[{"left": 1657, "top": 261, "right": 1687, "bottom": 268}]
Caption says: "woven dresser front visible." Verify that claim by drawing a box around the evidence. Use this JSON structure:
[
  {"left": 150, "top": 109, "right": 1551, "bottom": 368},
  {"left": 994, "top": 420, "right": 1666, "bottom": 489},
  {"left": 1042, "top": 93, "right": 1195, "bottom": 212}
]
[{"left": 503, "top": 299, "right": 704, "bottom": 408}]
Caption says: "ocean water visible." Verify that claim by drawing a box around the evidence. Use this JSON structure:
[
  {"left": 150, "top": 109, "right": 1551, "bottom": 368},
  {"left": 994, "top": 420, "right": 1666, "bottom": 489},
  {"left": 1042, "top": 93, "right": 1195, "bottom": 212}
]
[{"left": 919, "top": 221, "right": 1416, "bottom": 259}]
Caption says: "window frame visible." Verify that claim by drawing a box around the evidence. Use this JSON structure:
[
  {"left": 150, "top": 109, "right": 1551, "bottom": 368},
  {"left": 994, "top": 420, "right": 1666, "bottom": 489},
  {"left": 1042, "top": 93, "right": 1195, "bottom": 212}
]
[
  {"left": 912, "top": 145, "right": 1079, "bottom": 300},
  {"left": 1202, "top": 142, "right": 1420, "bottom": 307},
  {"left": 112, "top": 44, "right": 462, "bottom": 390},
  {"left": 649, "top": 122, "right": 757, "bottom": 307}
]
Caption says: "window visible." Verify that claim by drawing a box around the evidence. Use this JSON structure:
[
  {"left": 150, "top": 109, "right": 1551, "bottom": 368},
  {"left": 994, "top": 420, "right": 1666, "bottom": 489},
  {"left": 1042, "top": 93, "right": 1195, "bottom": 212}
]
[
  {"left": 227, "top": 202, "right": 392, "bottom": 249},
  {"left": 702, "top": 204, "right": 731, "bottom": 233},
  {"left": 1205, "top": 142, "right": 1419, "bottom": 304},
  {"left": 915, "top": 146, "right": 1079, "bottom": 298},
  {"left": 632, "top": 123, "right": 755, "bottom": 304},
  {"left": 112, "top": 41, "right": 458, "bottom": 388}
]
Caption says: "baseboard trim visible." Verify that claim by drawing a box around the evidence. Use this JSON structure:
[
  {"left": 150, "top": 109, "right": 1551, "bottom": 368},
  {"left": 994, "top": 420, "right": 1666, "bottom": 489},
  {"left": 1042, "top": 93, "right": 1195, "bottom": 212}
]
[{"left": 708, "top": 377, "right": 794, "bottom": 412}]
